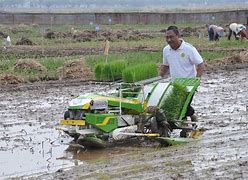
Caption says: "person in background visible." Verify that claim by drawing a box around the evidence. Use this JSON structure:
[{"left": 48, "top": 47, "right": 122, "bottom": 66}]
[
  {"left": 228, "top": 23, "right": 248, "bottom": 41},
  {"left": 159, "top": 25, "right": 205, "bottom": 137},
  {"left": 208, "top": 24, "right": 224, "bottom": 41}
]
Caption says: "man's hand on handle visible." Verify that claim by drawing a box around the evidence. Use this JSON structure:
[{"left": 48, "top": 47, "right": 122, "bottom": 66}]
[{"left": 159, "top": 64, "right": 169, "bottom": 78}]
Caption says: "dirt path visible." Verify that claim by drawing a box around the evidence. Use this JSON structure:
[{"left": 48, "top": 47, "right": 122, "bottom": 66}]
[{"left": 0, "top": 67, "right": 248, "bottom": 179}]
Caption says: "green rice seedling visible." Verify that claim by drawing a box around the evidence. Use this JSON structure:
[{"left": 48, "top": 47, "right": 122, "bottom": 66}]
[
  {"left": 94, "top": 60, "right": 127, "bottom": 81},
  {"left": 108, "top": 60, "right": 127, "bottom": 79},
  {"left": 160, "top": 82, "right": 188, "bottom": 121},
  {"left": 86, "top": 54, "right": 121, "bottom": 68},
  {"left": 122, "top": 62, "right": 157, "bottom": 83},
  {"left": 93, "top": 63, "right": 102, "bottom": 80},
  {"left": 86, "top": 52, "right": 161, "bottom": 69},
  {"left": 100, "top": 63, "right": 112, "bottom": 80}
]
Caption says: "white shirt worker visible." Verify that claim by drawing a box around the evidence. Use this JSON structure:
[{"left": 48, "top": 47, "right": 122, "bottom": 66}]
[{"left": 163, "top": 40, "right": 203, "bottom": 80}]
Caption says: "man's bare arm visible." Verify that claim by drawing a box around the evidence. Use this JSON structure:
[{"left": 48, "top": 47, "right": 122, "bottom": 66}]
[{"left": 196, "top": 62, "right": 205, "bottom": 78}]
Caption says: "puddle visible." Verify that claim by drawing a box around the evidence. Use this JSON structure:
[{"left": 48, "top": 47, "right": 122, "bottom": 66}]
[
  {"left": 0, "top": 84, "right": 111, "bottom": 178},
  {"left": 0, "top": 140, "right": 75, "bottom": 178}
]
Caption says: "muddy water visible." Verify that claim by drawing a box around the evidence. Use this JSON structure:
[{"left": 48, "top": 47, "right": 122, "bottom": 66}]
[
  {"left": 1, "top": 68, "right": 248, "bottom": 179},
  {"left": 0, "top": 83, "right": 114, "bottom": 178}
]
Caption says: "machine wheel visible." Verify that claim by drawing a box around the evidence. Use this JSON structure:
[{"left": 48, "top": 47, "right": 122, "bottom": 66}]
[
  {"left": 148, "top": 118, "right": 171, "bottom": 137},
  {"left": 159, "top": 121, "right": 171, "bottom": 137},
  {"left": 150, "top": 118, "right": 159, "bottom": 133},
  {"left": 64, "top": 110, "right": 70, "bottom": 119},
  {"left": 180, "top": 130, "right": 188, "bottom": 138}
]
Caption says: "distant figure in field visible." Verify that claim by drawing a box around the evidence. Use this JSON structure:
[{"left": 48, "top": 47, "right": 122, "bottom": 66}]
[
  {"left": 208, "top": 24, "right": 224, "bottom": 41},
  {"left": 228, "top": 23, "right": 248, "bottom": 41}
]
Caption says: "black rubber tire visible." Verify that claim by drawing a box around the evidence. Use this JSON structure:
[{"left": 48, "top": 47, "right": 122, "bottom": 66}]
[
  {"left": 64, "top": 110, "right": 70, "bottom": 119},
  {"left": 150, "top": 118, "right": 159, "bottom": 133},
  {"left": 159, "top": 121, "right": 171, "bottom": 137},
  {"left": 180, "top": 130, "right": 188, "bottom": 138}
]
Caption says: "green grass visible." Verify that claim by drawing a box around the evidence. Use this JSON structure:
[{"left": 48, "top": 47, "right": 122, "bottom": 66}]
[
  {"left": 218, "top": 39, "right": 248, "bottom": 48},
  {"left": 1, "top": 23, "right": 247, "bottom": 83},
  {"left": 0, "top": 48, "right": 234, "bottom": 83},
  {"left": 40, "top": 56, "right": 73, "bottom": 70},
  {"left": 0, "top": 56, "right": 16, "bottom": 72},
  {"left": 3, "top": 23, "right": 248, "bottom": 50},
  {"left": 184, "top": 36, "right": 248, "bottom": 49},
  {"left": 0, "top": 55, "right": 82, "bottom": 81},
  {"left": 39, "top": 56, "right": 75, "bottom": 80},
  {"left": 200, "top": 51, "right": 232, "bottom": 61}
]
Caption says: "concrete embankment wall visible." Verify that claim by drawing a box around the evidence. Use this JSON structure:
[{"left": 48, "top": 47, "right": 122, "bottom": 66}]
[{"left": 0, "top": 10, "right": 247, "bottom": 25}]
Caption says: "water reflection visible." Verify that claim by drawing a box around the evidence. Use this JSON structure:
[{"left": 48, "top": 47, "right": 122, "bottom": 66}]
[
  {"left": 63, "top": 144, "right": 132, "bottom": 163},
  {"left": 0, "top": 132, "right": 76, "bottom": 178}
]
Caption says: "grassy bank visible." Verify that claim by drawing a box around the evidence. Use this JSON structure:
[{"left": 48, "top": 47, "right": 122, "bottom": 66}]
[
  {"left": 0, "top": 50, "right": 232, "bottom": 82},
  {"left": 0, "top": 23, "right": 247, "bottom": 83}
]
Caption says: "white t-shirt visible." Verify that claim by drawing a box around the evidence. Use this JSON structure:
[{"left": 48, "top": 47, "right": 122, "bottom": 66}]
[
  {"left": 163, "top": 41, "right": 203, "bottom": 80},
  {"left": 229, "top": 23, "right": 246, "bottom": 34}
]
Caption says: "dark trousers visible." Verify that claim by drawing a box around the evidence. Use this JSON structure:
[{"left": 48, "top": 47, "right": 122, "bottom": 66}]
[
  {"left": 209, "top": 28, "right": 220, "bottom": 41},
  {"left": 185, "top": 95, "right": 195, "bottom": 117},
  {"left": 228, "top": 28, "right": 239, "bottom": 40},
  {"left": 208, "top": 28, "right": 214, "bottom": 41}
]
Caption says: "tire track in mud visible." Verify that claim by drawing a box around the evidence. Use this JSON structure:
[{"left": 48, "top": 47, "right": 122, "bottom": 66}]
[
  {"left": 31, "top": 68, "right": 248, "bottom": 180},
  {"left": 1, "top": 68, "right": 248, "bottom": 179},
  {"left": 0, "top": 80, "right": 116, "bottom": 93},
  {"left": 191, "top": 69, "right": 248, "bottom": 179}
]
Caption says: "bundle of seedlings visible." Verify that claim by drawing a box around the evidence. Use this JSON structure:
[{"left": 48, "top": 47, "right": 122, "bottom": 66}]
[
  {"left": 94, "top": 60, "right": 127, "bottom": 81},
  {"left": 160, "top": 82, "right": 188, "bottom": 121},
  {"left": 122, "top": 62, "right": 157, "bottom": 83}
]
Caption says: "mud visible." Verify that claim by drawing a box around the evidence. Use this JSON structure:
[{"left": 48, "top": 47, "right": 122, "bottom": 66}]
[
  {"left": 0, "top": 66, "right": 248, "bottom": 179},
  {"left": 43, "top": 29, "right": 153, "bottom": 42},
  {"left": 0, "top": 81, "right": 113, "bottom": 178},
  {"left": 57, "top": 60, "right": 93, "bottom": 80},
  {"left": 16, "top": 37, "right": 36, "bottom": 46},
  {"left": 0, "top": 24, "right": 245, "bottom": 59}
]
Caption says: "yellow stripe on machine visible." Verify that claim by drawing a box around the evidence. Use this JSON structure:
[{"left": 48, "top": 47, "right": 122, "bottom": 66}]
[
  {"left": 119, "top": 132, "right": 160, "bottom": 137},
  {"left": 143, "top": 133, "right": 160, "bottom": 137},
  {"left": 96, "top": 96, "right": 141, "bottom": 104},
  {"left": 96, "top": 116, "right": 114, "bottom": 126},
  {"left": 82, "top": 103, "right": 90, "bottom": 109},
  {"left": 60, "top": 119, "right": 85, "bottom": 126}
]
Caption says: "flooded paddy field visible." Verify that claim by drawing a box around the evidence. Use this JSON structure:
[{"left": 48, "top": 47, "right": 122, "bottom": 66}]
[{"left": 0, "top": 67, "right": 248, "bottom": 179}]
